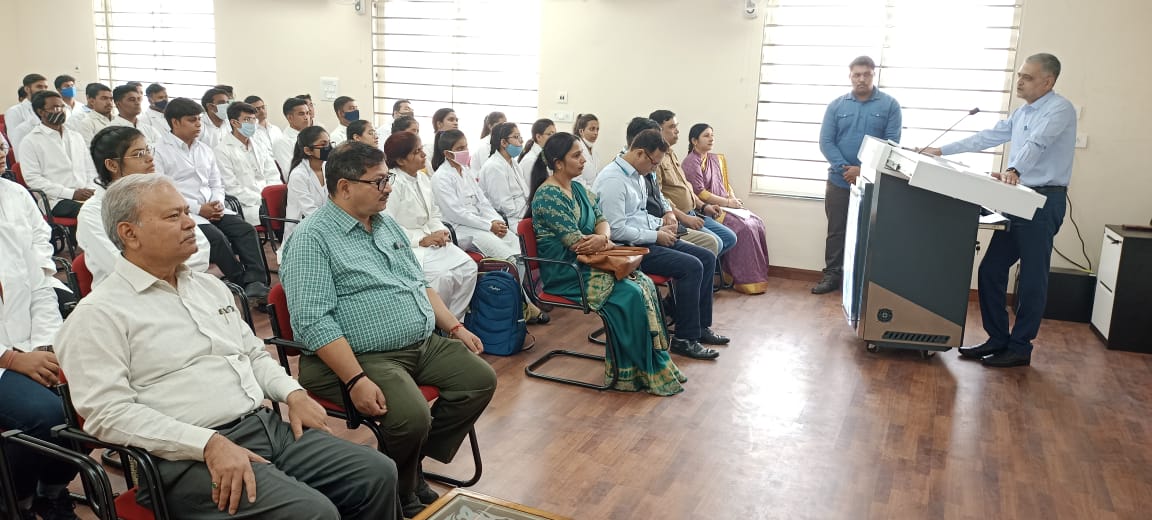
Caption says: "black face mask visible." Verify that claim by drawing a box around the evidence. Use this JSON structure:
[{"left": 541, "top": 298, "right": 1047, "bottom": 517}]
[
  {"left": 318, "top": 144, "right": 333, "bottom": 162},
  {"left": 43, "top": 111, "right": 66, "bottom": 126}
]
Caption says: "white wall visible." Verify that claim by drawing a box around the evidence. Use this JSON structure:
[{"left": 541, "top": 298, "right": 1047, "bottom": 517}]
[{"left": 3, "top": 0, "right": 1150, "bottom": 280}]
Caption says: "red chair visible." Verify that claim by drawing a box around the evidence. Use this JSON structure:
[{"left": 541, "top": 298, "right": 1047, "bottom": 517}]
[
  {"left": 264, "top": 284, "right": 482, "bottom": 488},
  {"left": 25, "top": 186, "right": 77, "bottom": 258},
  {"left": 72, "top": 252, "right": 93, "bottom": 297},
  {"left": 259, "top": 184, "right": 296, "bottom": 252}
]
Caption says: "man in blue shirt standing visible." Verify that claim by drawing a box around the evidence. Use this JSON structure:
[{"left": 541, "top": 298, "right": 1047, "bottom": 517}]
[
  {"left": 922, "top": 53, "right": 1076, "bottom": 368},
  {"left": 815, "top": 56, "right": 903, "bottom": 294}
]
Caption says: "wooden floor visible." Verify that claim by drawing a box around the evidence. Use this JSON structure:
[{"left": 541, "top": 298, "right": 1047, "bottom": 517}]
[{"left": 74, "top": 275, "right": 1152, "bottom": 519}]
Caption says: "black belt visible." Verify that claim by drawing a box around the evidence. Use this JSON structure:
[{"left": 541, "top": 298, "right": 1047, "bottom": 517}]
[
  {"left": 1029, "top": 185, "right": 1067, "bottom": 194},
  {"left": 211, "top": 407, "right": 269, "bottom": 431}
]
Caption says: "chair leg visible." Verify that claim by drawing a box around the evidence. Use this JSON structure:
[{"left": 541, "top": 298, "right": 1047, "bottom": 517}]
[
  {"left": 587, "top": 326, "right": 606, "bottom": 345},
  {"left": 423, "top": 427, "right": 482, "bottom": 488},
  {"left": 525, "top": 312, "right": 618, "bottom": 390}
]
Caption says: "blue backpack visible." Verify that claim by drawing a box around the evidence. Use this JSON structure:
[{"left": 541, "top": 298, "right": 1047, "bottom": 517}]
[{"left": 465, "top": 270, "right": 529, "bottom": 356}]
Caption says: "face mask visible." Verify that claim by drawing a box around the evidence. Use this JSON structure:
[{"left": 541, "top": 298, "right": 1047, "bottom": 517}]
[
  {"left": 153, "top": 99, "right": 169, "bottom": 111},
  {"left": 449, "top": 150, "right": 471, "bottom": 168},
  {"left": 60, "top": 86, "right": 76, "bottom": 98},
  {"left": 215, "top": 102, "right": 231, "bottom": 120},
  {"left": 343, "top": 110, "right": 360, "bottom": 123},
  {"left": 318, "top": 144, "right": 333, "bottom": 162},
  {"left": 44, "top": 111, "right": 66, "bottom": 126},
  {"left": 239, "top": 121, "right": 257, "bottom": 138},
  {"left": 506, "top": 143, "right": 523, "bottom": 157}
]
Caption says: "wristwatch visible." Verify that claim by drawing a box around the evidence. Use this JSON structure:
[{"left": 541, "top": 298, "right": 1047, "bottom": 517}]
[{"left": 1005, "top": 167, "right": 1019, "bottom": 175}]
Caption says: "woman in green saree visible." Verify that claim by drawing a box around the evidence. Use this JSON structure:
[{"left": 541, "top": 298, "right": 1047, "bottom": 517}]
[{"left": 526, "top": 132, "right": 686, "bottom": 396}]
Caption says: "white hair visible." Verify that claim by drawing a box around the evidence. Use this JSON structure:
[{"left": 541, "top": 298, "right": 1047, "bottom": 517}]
[{"left": 101, "top": 174, "right": 176, "bottom": 251}]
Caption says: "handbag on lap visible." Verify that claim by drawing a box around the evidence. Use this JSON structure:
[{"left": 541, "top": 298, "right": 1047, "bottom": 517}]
[{"left": 577, "top": 246, "right": 649, "bottom": 281}]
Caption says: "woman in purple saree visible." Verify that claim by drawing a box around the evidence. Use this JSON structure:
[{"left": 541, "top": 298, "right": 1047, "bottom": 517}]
[{"left": 681, "top": 124, "right": 770, "bottom": 294}]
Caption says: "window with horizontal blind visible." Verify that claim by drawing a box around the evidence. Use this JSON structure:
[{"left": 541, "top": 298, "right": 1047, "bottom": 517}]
[
  {"left": 753, "top": 0, "right": 1022, "bottom": 198},
  {"left": 93, "top": 0, "right": 217, "bottom": 100},
  {"left": 371, "top": 0, "right": 541, "bottom": 139}
]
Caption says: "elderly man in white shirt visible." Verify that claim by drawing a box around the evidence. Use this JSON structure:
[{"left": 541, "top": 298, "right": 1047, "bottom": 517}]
[
  {"left": 273, "top": 98, "right": 311, "bottom": 174},
  {"left": 0, "top": 176, "right": 84, "bottom": 520},
  {"left": 198, "top": 87, "right": 231, "bottom": 149},
  {"left": 215, "top": 102, "right": 281, "bottom": 227},
  {"left": 3, "top": 73, "right": 48, "bottom": 140},
  {"left": 153, "top": 97, "right": 270, "bottom": 300},
  {"left": 78, "top": 125, "right": 212, "bottom": 286},
  {"left": 19, "top": 91, "right": 97, "bottom": 218},
  {"left": 243, "top": 95, "right": 283, "bottom": 172},
  {"left": 68, "top": 83, "right": 114, "bottom": 145},
  {"left": 328, "top": 96, "right": 358, "bottom": 147},
  {"left": 108, "top": 84, "right": 163, "bottom": 147},
  {"left": 56, "top": 174, "right": 400, "bottom": 520}
]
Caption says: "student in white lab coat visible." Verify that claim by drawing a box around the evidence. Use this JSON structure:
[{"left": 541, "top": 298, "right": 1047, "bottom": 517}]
[
  {"left": 274, "top": 97, "right": 312, "bottom": 174},
  {"left": 430, "top": 129, "right": 520, "bottom": 261},
  {"left": 214, "top": 102, "right": 282, "bottom": 227},
  {"left": 54, "top": 75, "right": 78, "bottom": 117},
  {"left": 77, "top": 126, "right": 212, "bottom": 285},
  {"left": 283, "top": 126, "right": 331, "bottom": 247},
  {"left": 391, "top": 116, "right": 419, "bottom": 136},
  {"left": 424, "top": 108, "right": 459, "bottom": 172},
  {"left": 4, "top": 74, "right": 48, "bottom": 140},
  {"left": 517, "top": 118, "right": 556, "bottom": 186},
  {"left": 478, "top": 122, "right": 529, "bottom": 231},
  {"left": 243, "top": 95, "right": 283, "bottom": 172},
  {"left": 382, "top": 131, "right": 477, "bottom": 320},
  {"left": 329, "top": 96, "right": 358, "bottom": 146},
  {"left": 470, "top": 111, "right": 505, "bottom": 173},
  {"left": 347, "top": 120, "right": 379, "bottom": 148},
  {"left": 108, "top": 85, "right": 163, "bottom": 148},
  {"left": 143, "top": 83, "right": 169, "bottom": 131},
  {"left": 573, "top": 113, "right": 602, "bottom": 187},
  {"left": 197, "top": 87, "right": 230, "bottom": 149},
  {"left": 68, "top": 83, "right": 115, "bottom": 145}
]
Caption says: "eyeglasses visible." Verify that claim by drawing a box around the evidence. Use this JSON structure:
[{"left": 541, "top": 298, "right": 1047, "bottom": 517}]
[
  {"left": 117, "top": 146, "right": 155, "bottom": 160},
  {"left": 346, "top": 174, "right": 392, "bottom": 190}
]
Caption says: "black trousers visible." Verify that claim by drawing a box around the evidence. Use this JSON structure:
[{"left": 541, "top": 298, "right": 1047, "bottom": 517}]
[
  {"left": 823, "top": 182, "right": 850, "bottom": 276},
  {"left": 639, "top": 240, "right": 716, "bottom": 340},
  {"left": 50, "top": 199, "right": 82, "bottom": 218},
  {"left": 199, "top": 214, "right": 267, "bottom": 285}
]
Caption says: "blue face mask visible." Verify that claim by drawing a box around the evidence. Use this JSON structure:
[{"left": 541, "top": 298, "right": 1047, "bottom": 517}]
[
  {"left": 153, "top": 99, "right": 169, "bottom": 111},
  {"left": 60, "top": 86, "right": 76, "bottom": 98},
  {"left": 239, "top": 121, "right": 257, "bottom": 138},
  {"left": 344, "top": 110, "right": 360, "bottom": 123},
  {"left": 506, "top": 143, "right": 524, "bottom": 157},
  {"left": 215, "top": 102, "right": 231, "bottom": 120}
]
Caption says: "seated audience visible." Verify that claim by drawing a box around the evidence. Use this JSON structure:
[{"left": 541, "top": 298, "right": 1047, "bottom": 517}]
[
  {"left": 431, "top": 129, "right": 520, "bottom": 260},
  {"left": 0, "top": 176, "right": 80, "bottom": 520},
  {"left": 391, "top": 115, "right": 419, "bottom": 136},
  {"left": 274, "top": 97, "right": 311, "bottom": 173},
  {"left": 527, "top": 132, "right": 686, "bottom": 395},
  {"left": 54, "top": 74, "right": 78, "bottom": 116},
  {"left": 593, "top": 129, "right": 726, "bottom": 360},
  {"left": 19, "top": 90, "right": 97, "bottom": 219},
  {"left": 57, "top": 174, "right": 400, "bottom": 519},
  {"left": 283, "top": 126, "right": 331, "bottom": 245},
  {"left": 279, "top": 141, "right": 497, "bottom": 518},
  {"left": 108, "top": 84, "right": 164, "bottom": 146},
  {"left": 5, "top": 74, "right": 49, "bottom": 150},
  {"left": 383, "top": 131, "right": 478, "bottom": 321},
  {"left": 198, "top": 87, "right": 231, "bottom": 148},
  {"left": 143, "top": 82, "right": 169, "bottom": 130},
  {"left": 154, "top": 97, "right": 270, "bottom": 300},
  {"left": 347, "top": 120, "right": 379, "bottom": 148},
  {"left": 681, "top": 123, "right": 771, "bottom": 294},
  {"left": 573, "top": 113, "right": 602, "bottom": 186},
  {"left": 478, "top": 122, "right": 529, "bottom": 230},
  {"left": 214, "top": 102, "right": 281, "bottom": 227},
  {"left": 392, "top": 99, "right": 414, "bottom": 119},
  {"left": 470, "top": 111, "right": 506, "bottom": 172},
  {"left": 517, "top": 118, "right": 556, "bottom": 185},
  {"left": 424, "top": 108, "right": 459, "bottom": 172},
  {"left": 243, "top": 95, "right": 283, "bottom": 165},
  {"left": 78, "top": 126, "right": 211, "bottom": 284},
  {"left": 67, "top": 83, "right": 114, "bottom": 145},
  {"left": 329, "top": 96, "right": 358, "bottom": 146}
]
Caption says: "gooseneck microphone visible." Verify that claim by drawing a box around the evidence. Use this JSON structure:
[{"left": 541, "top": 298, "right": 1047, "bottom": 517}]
[{"left": 922, "top": 107, "right": 981, "bottom": 150}]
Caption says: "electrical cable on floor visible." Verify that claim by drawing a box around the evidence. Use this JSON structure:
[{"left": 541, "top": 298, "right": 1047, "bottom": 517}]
[{"left": 1053, "top": 193, "right": 1093, "bottom": 273}]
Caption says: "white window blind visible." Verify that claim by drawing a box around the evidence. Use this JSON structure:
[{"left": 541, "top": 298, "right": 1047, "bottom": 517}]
[
  {"left": 93, "top": 0, "right": 217, "bottom": 100},
  {"left": 753, "top": 0, "right": 1022, "bottom": 198},
  {"left": 371, "top": 0, "right": 541, "bottom": 139}
]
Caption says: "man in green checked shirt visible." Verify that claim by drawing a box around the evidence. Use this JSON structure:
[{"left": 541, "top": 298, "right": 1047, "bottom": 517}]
[{"left": 279, "top": 141, "right": 497, "bottom": 519}]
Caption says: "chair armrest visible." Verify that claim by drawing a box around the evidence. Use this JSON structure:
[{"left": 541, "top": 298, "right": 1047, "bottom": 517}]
[
  {"left": 264, "top": 337, "right": 370, "bottom": 429},
  {"left": 52, "top": 425, "right": 171, "bottom": 520},
  {"left": 1, "top": 430, "right": 117, "bottom": 517},
  {"left": 517, "top": 255, "right": 590, "bottom": 313}
]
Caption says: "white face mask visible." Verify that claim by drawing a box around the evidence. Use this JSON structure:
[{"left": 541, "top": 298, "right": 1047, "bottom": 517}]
[{"left": 215, "top": 102, "right": 231, "bottom": 120}]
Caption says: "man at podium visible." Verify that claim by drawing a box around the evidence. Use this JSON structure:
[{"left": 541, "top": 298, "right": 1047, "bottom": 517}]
[{"left": 922, "top": 53, "right": 1076, "bottom": 368}]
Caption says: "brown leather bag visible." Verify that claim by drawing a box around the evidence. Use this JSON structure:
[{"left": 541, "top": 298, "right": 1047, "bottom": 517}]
[{"left": 577, "top": 246, "right": 649, "bottom": 281}]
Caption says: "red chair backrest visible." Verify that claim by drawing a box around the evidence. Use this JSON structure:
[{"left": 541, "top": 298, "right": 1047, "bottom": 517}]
[
  {"left": 73, "top": 253, "right": 93, "bottom": 297},
  {"left": 517, "top": 218, "right": 538, "bottom": 263},
  {"left": 261, "top": 184, "right": 289, "bottom": 233},
  {"left": 12, "top": 162, "right": 25, "bottom": 186},
  {"left": 268, "top": 283, "right": 295, "bottom": 342}
]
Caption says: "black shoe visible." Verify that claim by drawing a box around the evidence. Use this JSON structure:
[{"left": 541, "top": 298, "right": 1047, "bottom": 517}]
[
  {"left": 244, "top": 281, "right": 270, "bottom": 301},
  {"left": 982, "top": 350, "right": 1031, "bottom": 368},
  {"left": 30, "top": 490, "right": 78, "bottom": 520},
  {"left": 670, "top": 337, "right": 719, "bottom": 360},
  {"left": 811, "top": 273, "right": 841, "bottom": 294},
  {"left": 527, "top": 311, "right": 550, "bottom": 325},
  {"left": 699, "top": 328, "right": 730, "bottom": 345},
  {"left": 958, "top": 341, "right": 1007, "bottom": 360},
  {"left": 401, "top": 492, "right": 426, "bottom": 518},
  {"left": 414, "top": 474, "right": 439, "bottom": 505}
]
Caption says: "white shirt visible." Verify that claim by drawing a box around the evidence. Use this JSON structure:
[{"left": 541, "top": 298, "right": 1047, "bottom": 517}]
[
  {"left": 0, "top": 129, "right": 10, "bottom": 160},
  {"left": 330, "top": 123, "right": 348, "bottom": 146},
  {"left": 109, "top": 115, "right": 164, "bottom": 148},
  {"left": 143, "top": 107, "right": 168, "bottom": 131},
  {"left": 385, "top": 167, "right": 449, "bottom": 263},
  {"left": 577, "top": 138, "right": 602, "bottom": 187},
  {"left": 3, "top": 100, "right": 34, "bottom": 137},
  {"left": 432, "top": 161, "right": 502, "bottom": 231},
  {"left": 19, "top": 123, "right": 98, "bottom": 207},
  {"left": 273, "top": 126, "right": 302, "bottom": 175},
  {"left": 77, "top": 185, "right": 212, "bottom": 286},
  {"left": 0, "top": 178, "right": 61, "bottom": 378},
  {"left": 70, "top": 109, "right": 114, "bottom": 145},
  {"left": 471, "top": 140, "right": 493, "bottom": 173},
  {"left": 55, "top": 257, "right": 304, "bottom": 461},
  {"left": 518, "top": 146, "right": 542, "bottom": 186},
  {"left": 154, "top": 131, "right": 228, "bottom": 225},
  {"left": 423, "top": 142, "right": 436, "bottom": 174},
  {"left": 478, "top": 153, "right": 529, "bottom": 223},
  {"left": 253, "top": 122, "right": 283, "bottom": 175},
  {"left": 214, "top": 132, "right": 281, "bottom": 210},
  {"left": 8, "top": 118, "right": 37, "bottom": 155},
  {"left": 198, "top": 118, "right": 228, "bottom": 149},
  {"left": 283, "top": 160, "right": 327, "bottom": 244}
]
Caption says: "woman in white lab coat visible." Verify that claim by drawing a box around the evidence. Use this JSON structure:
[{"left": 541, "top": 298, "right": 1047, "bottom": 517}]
[
  {"left": 423, "top": 108, "right": 458, "bottom": 173},
  {"left": 517, "top": 118, "right": 556, "bottom": 186},
  {"left": 573, "top": 113, "right": 602, "bottom": 187},
  {"left": 470, "top": 111, "right": 505, "bottom": 173},
  {"left": 382, "top": 131, "right": 477, "bottom": 320},
  {"left": 283, "top": 126, "right": 330, "bottom": 248},
  {"left": 430, "top": 129, "right": 520, "bottom": 261},
  {"left": 478, "top": 122, "right": 529, "bottom": 231}
]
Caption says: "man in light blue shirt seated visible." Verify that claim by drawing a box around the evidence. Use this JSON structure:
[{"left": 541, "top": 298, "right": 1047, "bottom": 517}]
[
  {"left": 815, "top": 55, "right": 903, "bottom": 295},
  {"left": 922, "top": 53, "right": 1076, "bottom": 368},
  {"left": 593, "top": 129, "right": 727, "bottom": 360}
]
